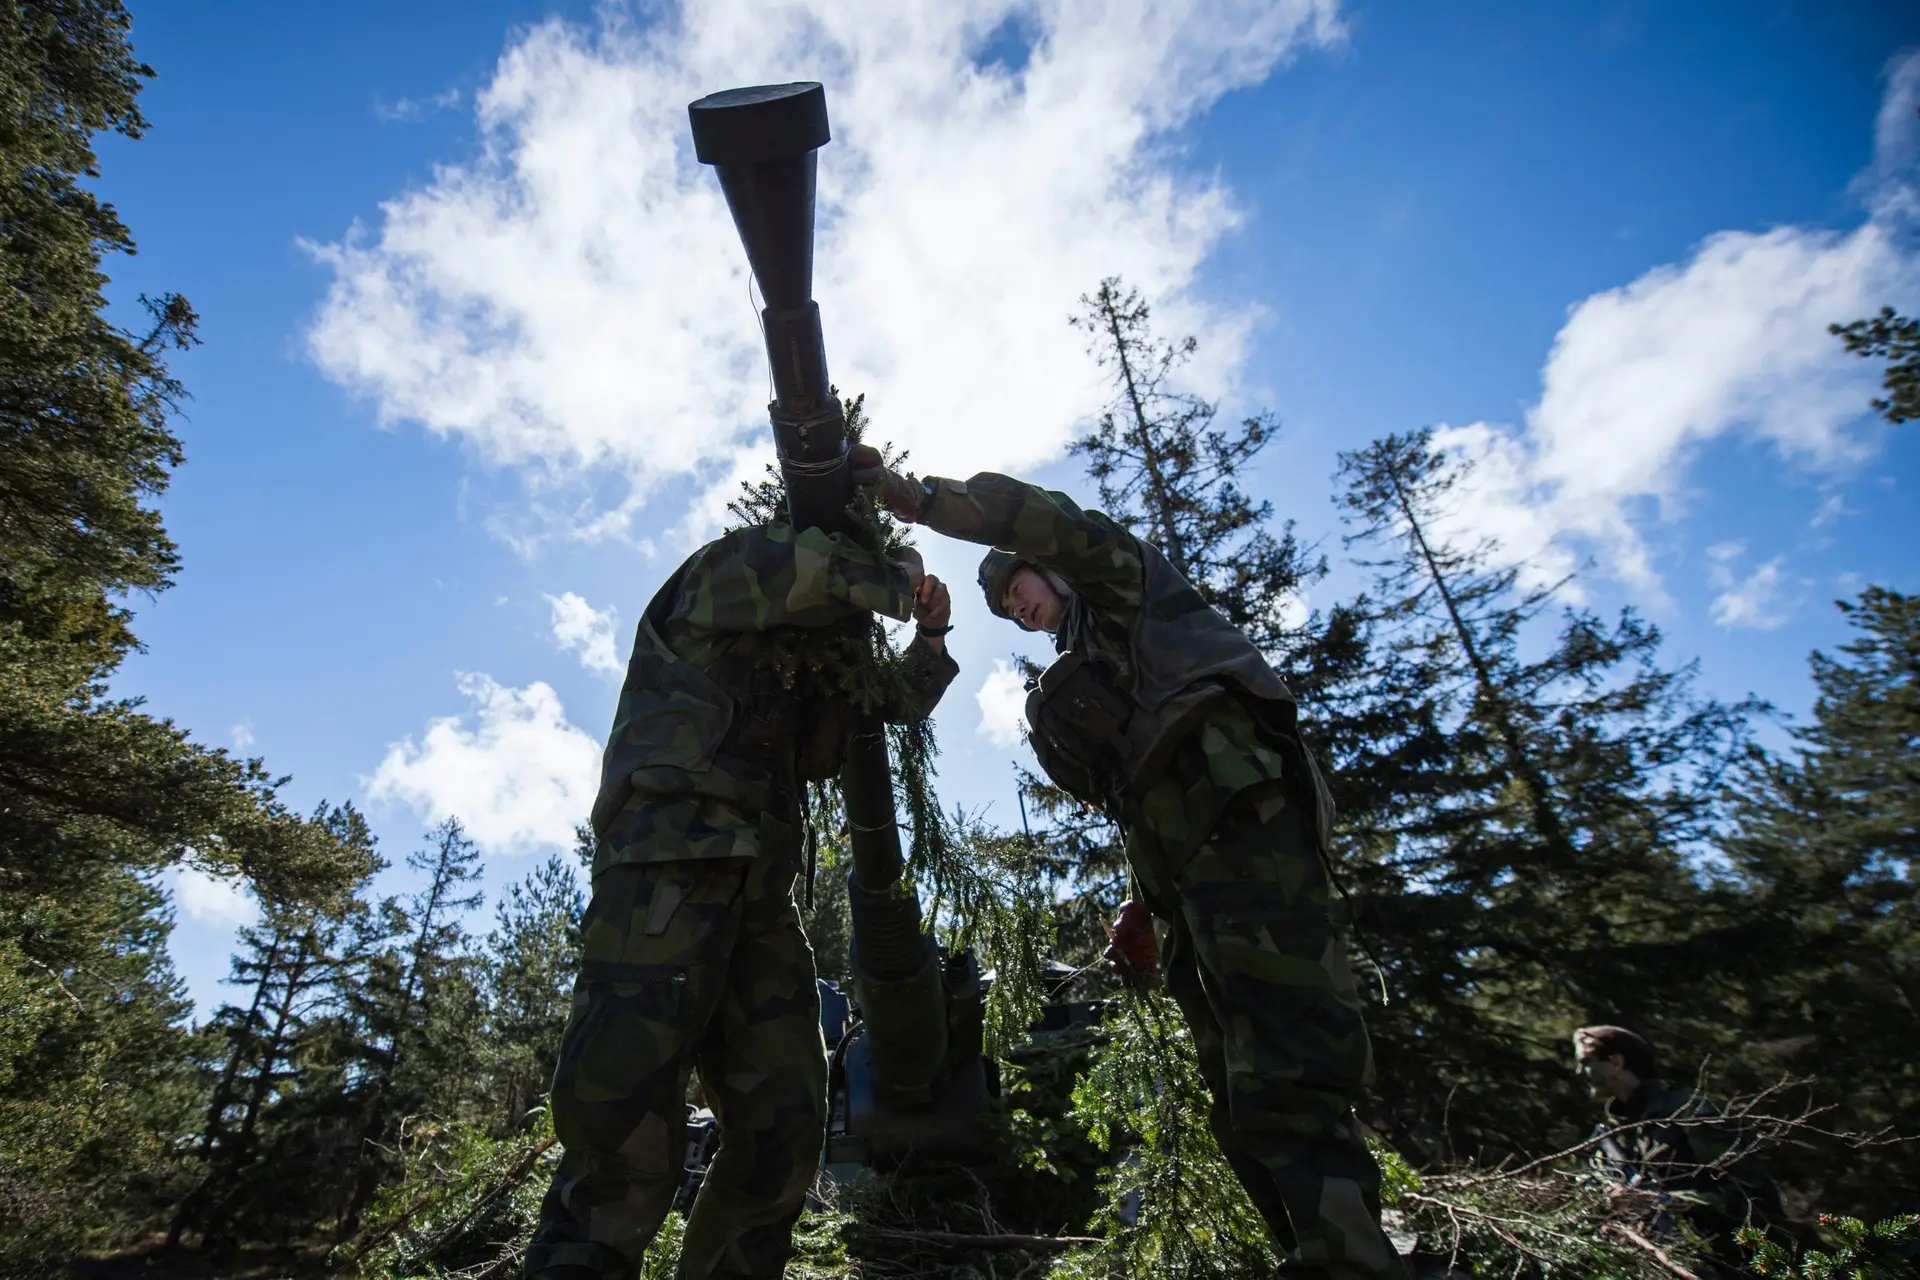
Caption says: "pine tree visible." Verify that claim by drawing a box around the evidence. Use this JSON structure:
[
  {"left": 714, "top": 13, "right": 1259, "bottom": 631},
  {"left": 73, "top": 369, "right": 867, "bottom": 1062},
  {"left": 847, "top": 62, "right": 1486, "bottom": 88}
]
[
  {"left": 1331, "top": 430, "right": 1752, "bottom": 1161},
  {"left": 482, "top": 836, "right": 586, "bottom": 1137},
  {"left": 337, "top": 818, "right": 486, "bottom": 1238},
  {"left": 1716, "top": 588, "right": 1919, "bottom": 1212},
  {"left": 166, "top": 804, "right": 380, "bottom": 1249}
]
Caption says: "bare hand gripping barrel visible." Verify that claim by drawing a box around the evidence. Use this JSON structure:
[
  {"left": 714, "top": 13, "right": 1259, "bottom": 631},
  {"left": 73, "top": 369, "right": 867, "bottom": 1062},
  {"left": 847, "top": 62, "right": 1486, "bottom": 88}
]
[{"left": 689, "top": 85, "right": 986, "bottom": 1149}]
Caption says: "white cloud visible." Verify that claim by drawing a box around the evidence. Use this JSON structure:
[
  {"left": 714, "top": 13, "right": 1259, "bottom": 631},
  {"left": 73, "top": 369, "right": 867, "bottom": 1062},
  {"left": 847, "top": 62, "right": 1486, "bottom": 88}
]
[
  {"left": 171, "top": 865, "right": 259, "bottom": 928},
  {"left": 231, "top": 720, "right": 255, "bottom": 750},
  {"left": 1706, "top": 542, "right": 1791, "bottom": 631},
  {"left": 366, "top": 673, "right": 602, "bottom": 855},
  {"left": 1810, "top": 492, "right": 1850, "bottom": 528},
  {"left": 547, "top": 591, "right": 624, "bottom": 676},
  {"left": 1430, "top": 48, "right": 1920, "bottom": 598},
  {"left": 307, "top": 0, "right": 1343, "bottom": 544},
  {"left": 1861, "top": 47, "right": 1920, "bottom": 221},
  {"left": 976, "top": 658, "right": 1028, "bottom": 751},
  {"left": 374, "top": 86, "right": 463, "bottom": 123}
]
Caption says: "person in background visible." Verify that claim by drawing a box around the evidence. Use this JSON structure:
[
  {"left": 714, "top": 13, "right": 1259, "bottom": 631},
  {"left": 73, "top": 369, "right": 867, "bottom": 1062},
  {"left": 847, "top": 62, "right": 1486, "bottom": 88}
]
[{"left": 1576, "top": 1024, "right": 1777, "bottom": 1275}]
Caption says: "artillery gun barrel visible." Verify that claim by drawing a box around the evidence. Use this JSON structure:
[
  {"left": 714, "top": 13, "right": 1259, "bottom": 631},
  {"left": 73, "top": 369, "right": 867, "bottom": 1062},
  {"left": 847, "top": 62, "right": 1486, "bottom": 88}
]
[{"left": 689, "top": 83, "right": 950, "bottom": 1110}]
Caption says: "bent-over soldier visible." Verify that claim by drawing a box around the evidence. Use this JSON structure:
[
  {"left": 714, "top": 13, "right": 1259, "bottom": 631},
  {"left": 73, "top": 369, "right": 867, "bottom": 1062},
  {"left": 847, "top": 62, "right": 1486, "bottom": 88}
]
[
  {"left": 523, "top": 521, "right": 957, "bottom": 1280},
  {"left": 854, "top": 451, "right": 1405, "bottom": 1280}
]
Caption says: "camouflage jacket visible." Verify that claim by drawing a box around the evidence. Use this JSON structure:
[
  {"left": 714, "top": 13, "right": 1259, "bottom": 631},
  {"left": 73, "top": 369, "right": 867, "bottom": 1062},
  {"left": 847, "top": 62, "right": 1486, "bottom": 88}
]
[
  {"left": 589, "top": 523, "right": 957, "bottom": 875},
  {"left": 918, "top": 472, "right": 1323, "bottom": 856}
]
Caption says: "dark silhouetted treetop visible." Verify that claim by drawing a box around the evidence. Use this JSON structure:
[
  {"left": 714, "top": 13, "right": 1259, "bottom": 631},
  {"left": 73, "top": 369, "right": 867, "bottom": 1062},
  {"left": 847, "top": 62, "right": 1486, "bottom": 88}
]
[{"left": 1832, "top": 306, "right": 1919, "bottom": 425}]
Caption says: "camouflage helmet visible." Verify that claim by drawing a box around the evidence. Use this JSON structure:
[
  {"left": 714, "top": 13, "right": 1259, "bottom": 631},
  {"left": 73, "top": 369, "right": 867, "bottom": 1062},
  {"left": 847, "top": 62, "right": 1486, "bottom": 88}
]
[{"left": 977, "top": 549, "right": 1028, "bottom": 623}]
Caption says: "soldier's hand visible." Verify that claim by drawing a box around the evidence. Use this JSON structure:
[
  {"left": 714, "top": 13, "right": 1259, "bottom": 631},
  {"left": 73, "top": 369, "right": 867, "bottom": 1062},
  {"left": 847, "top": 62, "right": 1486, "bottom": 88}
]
[
  {"left": 910, "top": 575, "right": 948, "bottom": 644},
  {"left": 850, "top": 444, "right": 925, "bottom": 523},
  {"left": 1102, "top": 900, "right": 1159, "bottom": 991},
  {"left": 849, "top": 443, "right": 887, "bottom": 486}
]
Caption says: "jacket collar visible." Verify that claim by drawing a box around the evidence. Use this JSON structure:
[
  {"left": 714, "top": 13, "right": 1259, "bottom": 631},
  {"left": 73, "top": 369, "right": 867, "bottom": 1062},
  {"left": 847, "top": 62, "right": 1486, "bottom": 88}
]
[{"left": 1605, "top": 1077, "right": 1665, "bottom": 1122}]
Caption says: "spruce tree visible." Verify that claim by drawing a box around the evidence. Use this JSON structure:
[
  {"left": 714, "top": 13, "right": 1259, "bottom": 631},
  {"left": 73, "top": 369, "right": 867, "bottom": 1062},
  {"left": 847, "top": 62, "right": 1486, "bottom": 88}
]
[
  {"left": 0, "top": 862, "right": 195, "bottom": 1268},
  {"left": 167, "top": 804, "right": 380, "bottom": 1250},
  {"left": 1716, "top": 588, "right": 1918, "bottom": 1212},
  {"left": 0, "top": 11, "right": 367, "bottom": 1258},
  {"left": 0, "top": 0, "right": 363, "bottom": 911},
  {"left": 1067, "top": 277, "right": 1320, "bottom": 655},
  {"left": 1332, "top": 430, "right": 1752, "bottom": 1161}
]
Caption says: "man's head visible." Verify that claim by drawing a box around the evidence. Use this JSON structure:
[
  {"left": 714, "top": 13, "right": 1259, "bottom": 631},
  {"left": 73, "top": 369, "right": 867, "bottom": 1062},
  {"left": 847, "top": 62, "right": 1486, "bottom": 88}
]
[
  {"left": 1573, "top": 1025, "right": 1656, "bottom": 1102},
  {"left": 978, "top": 550, "right": 1069, "bottom": 634}
]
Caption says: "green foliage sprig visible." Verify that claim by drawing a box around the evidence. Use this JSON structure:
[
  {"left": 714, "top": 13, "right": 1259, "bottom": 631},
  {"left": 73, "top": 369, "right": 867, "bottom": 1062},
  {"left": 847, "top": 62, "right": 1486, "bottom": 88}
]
[
  {"left": 332, "top": 1112, "right": 559, "bottom": 1278},
  {"left": 911, "top": 807, "right": 1054, "bottom": 1053},
  {"left": 1832, "top": 306, "right": 1920, "bottom": 425},
  {"left": 722, "top": 394, "right": 934, "bottom": 730},
  {"left": 1741, "top": 1214, "right": 1920, "bottom": 1280},
  {"left": 1050, "top": 991, "right": 1276, "bottom": 1279}
]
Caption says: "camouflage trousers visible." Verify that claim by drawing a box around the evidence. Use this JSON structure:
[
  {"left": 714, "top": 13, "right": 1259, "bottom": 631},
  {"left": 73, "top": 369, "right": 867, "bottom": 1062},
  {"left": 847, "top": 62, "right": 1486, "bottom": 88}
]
[
  {"left": 523, "top": 851, "right": 826, "bottom": 1280},
  {"left": 1131, "top": 777, "right": 1406, "bottom": 1280}
]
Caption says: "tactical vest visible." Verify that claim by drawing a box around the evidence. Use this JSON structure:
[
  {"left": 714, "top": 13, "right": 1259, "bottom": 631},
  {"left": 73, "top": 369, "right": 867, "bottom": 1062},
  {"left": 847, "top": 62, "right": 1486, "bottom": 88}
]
[
  {"left": 589, "top": 551, "right": 835, "bottom": 862},
  {"left": 1022, "top": 539, "right": 1335, "bottom": 843}
]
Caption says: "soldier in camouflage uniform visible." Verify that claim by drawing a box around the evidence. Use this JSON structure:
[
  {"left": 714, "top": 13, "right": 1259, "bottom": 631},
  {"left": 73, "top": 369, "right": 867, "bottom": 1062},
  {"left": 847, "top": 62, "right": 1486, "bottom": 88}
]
[
  {"left": 853, "top": 450, "right": 1406, "bottom": 1280},
  {"left": 523, "top": 521, "right": 958, "bottom": 1280}
]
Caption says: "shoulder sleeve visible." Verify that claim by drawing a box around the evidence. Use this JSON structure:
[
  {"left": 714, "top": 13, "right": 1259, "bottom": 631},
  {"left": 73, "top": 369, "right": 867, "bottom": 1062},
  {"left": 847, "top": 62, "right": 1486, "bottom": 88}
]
[
  {"left": 919, "top": 471, "right": 1144, "bottom": 618},
  {"left": 670, "top": 525, "right": 916, "bottom": 633}
]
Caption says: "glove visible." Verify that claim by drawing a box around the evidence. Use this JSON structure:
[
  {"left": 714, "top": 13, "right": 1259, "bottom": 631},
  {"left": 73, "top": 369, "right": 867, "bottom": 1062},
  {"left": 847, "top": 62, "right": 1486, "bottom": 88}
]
[
  {"left": 849, "top": 443, "right": 926, "bottom": 523},
  {"left": 1102, "top": 900, "right": 1159, "bottom": 989}
]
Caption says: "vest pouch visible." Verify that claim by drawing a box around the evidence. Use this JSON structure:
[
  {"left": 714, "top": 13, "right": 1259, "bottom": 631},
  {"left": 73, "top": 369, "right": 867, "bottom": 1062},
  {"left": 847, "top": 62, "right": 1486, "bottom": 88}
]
[
  {"left": 1120, "top": 681, "right": 1228, "bottom": 789},
  {"left": 1024, "top": 703, "right": 1106, "bottom": 809},
  {"left": 1026, "top": 651, "right": 1132, "bottom": 807},
  {"left": 1037, "top": 651, "right": 1133, "bottom": 737}
]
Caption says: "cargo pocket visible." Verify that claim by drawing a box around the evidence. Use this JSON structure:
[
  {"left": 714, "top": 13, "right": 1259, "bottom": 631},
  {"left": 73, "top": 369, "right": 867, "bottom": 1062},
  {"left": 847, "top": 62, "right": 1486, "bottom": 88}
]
[{"left": 571, "top": 961, "right": 694, "bottom": 1104}]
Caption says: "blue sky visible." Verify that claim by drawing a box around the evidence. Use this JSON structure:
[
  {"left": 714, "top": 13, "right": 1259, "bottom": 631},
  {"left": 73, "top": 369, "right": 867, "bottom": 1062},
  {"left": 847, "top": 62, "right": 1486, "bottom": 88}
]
[{"left": 97, "top": 1, "right": 1919, "bottom": 1015}]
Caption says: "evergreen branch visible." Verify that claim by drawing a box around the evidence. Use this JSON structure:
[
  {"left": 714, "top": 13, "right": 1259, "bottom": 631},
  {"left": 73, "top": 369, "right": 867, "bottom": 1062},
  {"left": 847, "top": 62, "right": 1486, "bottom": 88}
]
[{"left": 1605, "top": 1223, "right": 1706, "bottom": 1280}]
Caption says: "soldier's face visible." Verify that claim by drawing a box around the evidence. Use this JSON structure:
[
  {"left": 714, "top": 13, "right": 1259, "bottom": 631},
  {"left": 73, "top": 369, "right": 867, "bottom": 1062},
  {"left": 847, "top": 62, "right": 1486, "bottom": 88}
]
[
  {"left": 1003, "top": 567, "right": 1067, "bottom": 633},
  {"left": 1577, "top": 1050, "right": 1636, "bottom": 1101}
]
